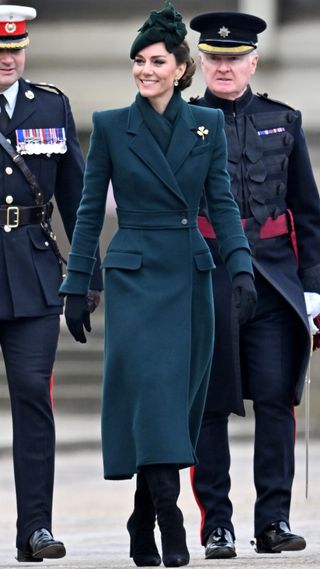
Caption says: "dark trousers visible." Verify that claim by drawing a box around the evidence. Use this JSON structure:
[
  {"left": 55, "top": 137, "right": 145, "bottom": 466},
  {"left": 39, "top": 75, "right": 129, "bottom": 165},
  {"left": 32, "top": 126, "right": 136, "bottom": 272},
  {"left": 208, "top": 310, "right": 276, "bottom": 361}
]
[
  {"left": 192, "top": 273, "right": 299, "bottom": 542},
  {"left": 0, "top": 315, "right": 60, "bottom": 551}
]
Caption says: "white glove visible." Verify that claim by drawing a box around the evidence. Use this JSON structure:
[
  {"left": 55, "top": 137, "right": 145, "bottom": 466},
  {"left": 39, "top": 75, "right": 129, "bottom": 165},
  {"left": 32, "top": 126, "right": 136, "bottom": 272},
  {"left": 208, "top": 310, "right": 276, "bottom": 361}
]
[{"left": 304, "top": 292, "right": 320, "bottom": 335}]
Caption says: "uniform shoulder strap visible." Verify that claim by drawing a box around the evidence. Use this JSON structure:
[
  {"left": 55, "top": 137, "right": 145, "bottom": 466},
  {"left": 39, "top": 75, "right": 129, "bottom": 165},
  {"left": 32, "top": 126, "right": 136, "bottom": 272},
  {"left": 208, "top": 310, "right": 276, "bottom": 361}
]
[
  {"left": 25, "top": 80, "right": 66, "bottom": 97},
  {"left": 256, "top": 92, "right": 295, "bottom": 110}
]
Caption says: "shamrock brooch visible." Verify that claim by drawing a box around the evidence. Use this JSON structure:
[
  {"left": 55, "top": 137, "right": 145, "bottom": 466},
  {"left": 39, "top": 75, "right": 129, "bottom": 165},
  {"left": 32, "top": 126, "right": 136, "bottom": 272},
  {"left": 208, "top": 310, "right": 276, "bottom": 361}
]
[{"left": 197, "top": 126, "right": 209, "bottom": 140}]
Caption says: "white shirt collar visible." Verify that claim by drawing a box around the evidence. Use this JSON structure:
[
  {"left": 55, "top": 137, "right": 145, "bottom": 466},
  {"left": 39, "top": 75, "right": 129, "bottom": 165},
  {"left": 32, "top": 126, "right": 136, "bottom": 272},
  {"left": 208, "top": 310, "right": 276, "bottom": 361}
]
[{"left": 2, "top": 81, "right": 19, "bottom": 118}]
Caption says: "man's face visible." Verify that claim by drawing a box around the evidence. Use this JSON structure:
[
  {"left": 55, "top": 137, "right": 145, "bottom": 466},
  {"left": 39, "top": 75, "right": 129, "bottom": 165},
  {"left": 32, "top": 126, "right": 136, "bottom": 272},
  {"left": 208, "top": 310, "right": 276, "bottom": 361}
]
[
  {"left": 199, "top": 52, "right": 258, "bottom": 100},
  {"left": 0, "top": 48, "right": 25, "bottom": 92}
]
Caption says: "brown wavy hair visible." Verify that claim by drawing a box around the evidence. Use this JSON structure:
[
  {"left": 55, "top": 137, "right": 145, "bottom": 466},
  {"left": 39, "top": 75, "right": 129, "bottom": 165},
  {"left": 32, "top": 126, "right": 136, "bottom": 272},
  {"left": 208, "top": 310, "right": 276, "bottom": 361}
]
[{"left": 172, "top": 40, "right": 196, "bottom": 91}]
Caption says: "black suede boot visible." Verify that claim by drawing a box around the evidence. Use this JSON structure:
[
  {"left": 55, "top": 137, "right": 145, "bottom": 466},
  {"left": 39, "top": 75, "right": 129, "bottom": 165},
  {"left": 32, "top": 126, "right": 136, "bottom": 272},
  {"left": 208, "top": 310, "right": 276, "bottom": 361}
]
[
  {"left": 127, "top": 471, "right": 161, "bottom": 566},
  {"left": 143, "top": 465, "right": 190, "bottom": 568}
]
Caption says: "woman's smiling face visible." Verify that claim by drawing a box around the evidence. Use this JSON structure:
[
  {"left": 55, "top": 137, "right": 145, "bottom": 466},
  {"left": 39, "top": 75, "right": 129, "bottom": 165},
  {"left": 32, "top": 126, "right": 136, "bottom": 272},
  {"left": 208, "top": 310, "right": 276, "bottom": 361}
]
[{"left": 132, "top": 42, "right": 186, "bottom": 112}]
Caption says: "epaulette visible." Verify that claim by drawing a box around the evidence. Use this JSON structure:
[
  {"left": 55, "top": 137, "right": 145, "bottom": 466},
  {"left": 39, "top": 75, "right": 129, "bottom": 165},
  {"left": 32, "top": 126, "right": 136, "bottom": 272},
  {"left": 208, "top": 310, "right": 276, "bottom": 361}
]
[
  {"left": 25, "top": 80, "right": 65, "bottom": 96},
  {"left": 256, "top": 92, "right": 295, "bottom": 111},
  {"left": 189, "top": 95, "right": 200, "bottom": 105}
]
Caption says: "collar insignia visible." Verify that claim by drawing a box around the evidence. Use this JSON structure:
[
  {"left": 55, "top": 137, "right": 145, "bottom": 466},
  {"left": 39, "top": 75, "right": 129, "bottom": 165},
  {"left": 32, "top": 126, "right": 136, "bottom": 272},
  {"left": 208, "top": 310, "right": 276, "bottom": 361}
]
[{"left": 25, "top": 90, "right": 35, "bottom": 100}]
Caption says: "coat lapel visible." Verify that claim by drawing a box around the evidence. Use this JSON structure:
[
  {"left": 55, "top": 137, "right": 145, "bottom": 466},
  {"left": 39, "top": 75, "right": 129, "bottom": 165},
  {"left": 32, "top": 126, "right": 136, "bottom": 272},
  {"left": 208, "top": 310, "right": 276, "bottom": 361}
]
[
  {"left": 166, "top": 103, "right": 198, "bottom": 174},
  {"left": 127, "top": 102, "right": 190, "bottom": 205},
  {"left": 8, "top": 79, "right": 36, "bottom": 134}
]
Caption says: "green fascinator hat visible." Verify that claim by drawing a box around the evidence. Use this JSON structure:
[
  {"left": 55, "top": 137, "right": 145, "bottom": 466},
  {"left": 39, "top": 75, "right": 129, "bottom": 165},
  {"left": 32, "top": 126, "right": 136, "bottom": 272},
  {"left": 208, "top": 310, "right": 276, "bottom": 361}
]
[{"left": 130, "top": 1, "right": 187, "bottom": 59}]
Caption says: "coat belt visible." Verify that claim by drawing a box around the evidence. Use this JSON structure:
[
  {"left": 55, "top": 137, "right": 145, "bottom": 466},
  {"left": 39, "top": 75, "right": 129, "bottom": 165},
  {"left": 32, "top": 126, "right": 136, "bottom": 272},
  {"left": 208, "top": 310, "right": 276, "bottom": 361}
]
[
  {"left": 198, "top": 213, "right": 290, "bottom": 240},
  {"left": 117, "top": 208, "right": 198, "bottom": 229},
  {"left": 0, "top": 202, "right": 52, "bottom": 228}
]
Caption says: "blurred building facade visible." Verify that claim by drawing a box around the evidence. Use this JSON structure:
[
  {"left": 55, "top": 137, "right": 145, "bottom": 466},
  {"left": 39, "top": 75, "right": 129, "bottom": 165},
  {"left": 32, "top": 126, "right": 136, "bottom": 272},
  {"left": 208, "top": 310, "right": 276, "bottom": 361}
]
[{"left": 7, "top": 0, "right": 320, "bottom": 148}]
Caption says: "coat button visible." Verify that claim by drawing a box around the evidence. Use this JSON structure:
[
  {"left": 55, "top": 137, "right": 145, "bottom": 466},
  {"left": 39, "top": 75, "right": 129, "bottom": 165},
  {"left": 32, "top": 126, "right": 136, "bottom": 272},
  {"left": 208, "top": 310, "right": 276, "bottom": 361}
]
[
  {"left": 5, "top": 195, "right": 13, "bottom": 204},
  {"left": 181, "top": 218, "right": 188, "bottom": 225},
  {"left": 5, "top": 166, "right": 13, "bottom": 175},
  {"left": 44, "top": 241, "right": 49, "bottom": 246}
]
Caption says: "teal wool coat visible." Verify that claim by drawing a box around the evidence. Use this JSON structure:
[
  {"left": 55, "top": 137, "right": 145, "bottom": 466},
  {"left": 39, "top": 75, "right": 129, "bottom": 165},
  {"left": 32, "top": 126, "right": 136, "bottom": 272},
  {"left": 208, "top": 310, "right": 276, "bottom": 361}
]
[{"left": 60, "top": 98, "right": 253, "bottom": 479}]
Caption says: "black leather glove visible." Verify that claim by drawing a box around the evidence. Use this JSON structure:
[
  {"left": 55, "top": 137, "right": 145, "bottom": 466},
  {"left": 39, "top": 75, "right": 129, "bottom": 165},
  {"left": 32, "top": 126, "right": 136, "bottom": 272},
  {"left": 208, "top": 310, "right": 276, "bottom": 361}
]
[
  {"left": 87, "top": 289, "right": 101, "bottom": 313},
  {"left": 232, "top": 273, "right": 257, "bottom": 326},
  {"left": 64, "top": 294, "right": 91, "bottom": 343}
]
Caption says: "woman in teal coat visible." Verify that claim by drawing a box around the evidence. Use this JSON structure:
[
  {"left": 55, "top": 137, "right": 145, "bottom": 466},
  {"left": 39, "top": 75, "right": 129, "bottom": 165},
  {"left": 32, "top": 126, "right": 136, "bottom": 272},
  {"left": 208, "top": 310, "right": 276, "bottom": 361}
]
[{"left": 61, "top": 3, "right": 256, "bottom": 567}]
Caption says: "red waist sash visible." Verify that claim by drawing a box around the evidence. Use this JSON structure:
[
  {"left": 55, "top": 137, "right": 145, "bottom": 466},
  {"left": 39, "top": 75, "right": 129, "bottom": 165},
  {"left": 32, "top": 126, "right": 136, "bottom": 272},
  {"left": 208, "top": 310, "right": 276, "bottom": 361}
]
[
  {"left": 197, "top": 213, "right": 289, "bottom": 240},
  {"left": 198, "top": 211, "right": 298, "bottom": 260}
]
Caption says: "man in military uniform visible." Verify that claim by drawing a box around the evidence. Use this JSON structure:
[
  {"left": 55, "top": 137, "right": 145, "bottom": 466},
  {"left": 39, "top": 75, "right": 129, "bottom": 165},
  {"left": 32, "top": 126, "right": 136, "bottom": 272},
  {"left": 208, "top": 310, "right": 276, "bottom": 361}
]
[
  {"left": 0, "top": 5, "right": 102, "bottom": 562},
  {"left": 189, "top": 11, "right": 320, "bottom": 559}
]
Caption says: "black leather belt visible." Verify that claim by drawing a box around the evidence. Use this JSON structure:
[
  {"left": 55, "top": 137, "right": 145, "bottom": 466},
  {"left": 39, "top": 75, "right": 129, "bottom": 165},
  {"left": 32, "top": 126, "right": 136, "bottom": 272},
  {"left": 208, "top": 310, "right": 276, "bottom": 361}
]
[{"left": 0, "top": 202, "right": 52, "bottom": 228}]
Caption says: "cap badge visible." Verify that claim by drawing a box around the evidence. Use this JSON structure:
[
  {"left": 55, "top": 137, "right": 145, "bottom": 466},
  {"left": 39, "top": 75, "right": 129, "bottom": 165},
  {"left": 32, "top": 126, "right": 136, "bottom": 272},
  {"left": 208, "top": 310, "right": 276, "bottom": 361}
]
[
  {"left": 218, "top": 26, "right": 230, "bottom": 38},
  {"left": 25, "top": 90, "right": 35, "bottom": 100},
  {"left": 5, "top": 22, "right": 16, "bottom": 33}
]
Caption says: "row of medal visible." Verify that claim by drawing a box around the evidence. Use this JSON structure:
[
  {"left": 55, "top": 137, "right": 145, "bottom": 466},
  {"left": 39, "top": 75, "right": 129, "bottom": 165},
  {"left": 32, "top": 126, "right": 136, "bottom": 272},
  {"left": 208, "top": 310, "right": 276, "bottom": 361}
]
[
  {"left": 257, "top": 127, "right": 286, "bottom": 136},
  {"left": 15, "top": 127, "right": 67, "bottom": 155}
]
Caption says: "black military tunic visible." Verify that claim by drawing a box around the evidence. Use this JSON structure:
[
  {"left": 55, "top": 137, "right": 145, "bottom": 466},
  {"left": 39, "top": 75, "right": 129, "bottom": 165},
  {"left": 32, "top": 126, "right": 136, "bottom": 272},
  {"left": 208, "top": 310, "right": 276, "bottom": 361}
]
[
  {"left": 191, "top": 86, "right": 320, "bottom": 414},
  {"left": 0, "top": 77, "right": 102, "bottom": 552},
  {"left": 190, "top": 86, "right": 320, "bottom": 540}
]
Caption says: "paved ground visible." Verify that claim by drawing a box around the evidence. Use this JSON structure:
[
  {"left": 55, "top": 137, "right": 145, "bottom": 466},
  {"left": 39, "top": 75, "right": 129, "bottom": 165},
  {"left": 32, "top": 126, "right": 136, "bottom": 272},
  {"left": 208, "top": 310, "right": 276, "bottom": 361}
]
[{"left": 0, "top": 413, "right": 319, "bottom": 568}]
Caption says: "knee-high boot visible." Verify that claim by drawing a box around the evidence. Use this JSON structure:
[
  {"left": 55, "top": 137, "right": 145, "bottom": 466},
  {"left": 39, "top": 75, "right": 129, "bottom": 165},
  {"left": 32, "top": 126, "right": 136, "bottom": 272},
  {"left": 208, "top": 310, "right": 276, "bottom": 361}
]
[
  {"left": 127, "top": 471, "right": 161, "bottom": 567},
  {"left": 143, "top": 464, "right": 190, "bottom": 568}
]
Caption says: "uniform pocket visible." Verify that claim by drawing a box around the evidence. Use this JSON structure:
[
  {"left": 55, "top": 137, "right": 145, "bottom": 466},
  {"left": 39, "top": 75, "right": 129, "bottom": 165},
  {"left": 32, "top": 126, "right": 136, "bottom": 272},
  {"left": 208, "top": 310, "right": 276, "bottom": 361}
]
[
  {"left": 194, "top": 251, "right": 215, "bottom": 271},
  {"left": 27, "top": 226, "right": 63, "bottom": 306},
  {"left": 28, "top": 227, "right": 53, "bottom": 250},
  {"left": 101, "top": 251, "right": 142, "bottom": 270}
]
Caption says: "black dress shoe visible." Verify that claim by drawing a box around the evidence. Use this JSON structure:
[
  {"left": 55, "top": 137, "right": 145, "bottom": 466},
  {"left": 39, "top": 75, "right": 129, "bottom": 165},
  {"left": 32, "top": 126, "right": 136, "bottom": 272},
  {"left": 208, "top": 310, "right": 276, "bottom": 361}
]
[
  {"left": 253, "top": 521, "right": 306, "bottom": 554},
  {"left": 205, "top": 527, "right": 237, "bottom": 559},
  {"left": 16, "top": 528, "right": 66, "bottom": 562}
]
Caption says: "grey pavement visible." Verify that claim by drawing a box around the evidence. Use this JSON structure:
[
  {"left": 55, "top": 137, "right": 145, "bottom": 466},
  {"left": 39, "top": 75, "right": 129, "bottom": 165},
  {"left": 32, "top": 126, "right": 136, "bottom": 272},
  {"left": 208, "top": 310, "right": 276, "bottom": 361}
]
[{"left": 0, "top": 412, "right": 319, "bottom": 568}]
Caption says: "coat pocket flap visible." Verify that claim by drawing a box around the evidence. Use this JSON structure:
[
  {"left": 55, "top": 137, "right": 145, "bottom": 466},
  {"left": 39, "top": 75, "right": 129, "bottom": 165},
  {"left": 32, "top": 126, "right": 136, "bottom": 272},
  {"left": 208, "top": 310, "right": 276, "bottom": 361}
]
[
  {"left": 101, "top": 251, "right": 142, "bottom": 270},
  {"left": 194, "top": 251, "right": 215, "bottom": 271},
  {"left": 27, "top": 226, "right": 51, "bottom": 250}
]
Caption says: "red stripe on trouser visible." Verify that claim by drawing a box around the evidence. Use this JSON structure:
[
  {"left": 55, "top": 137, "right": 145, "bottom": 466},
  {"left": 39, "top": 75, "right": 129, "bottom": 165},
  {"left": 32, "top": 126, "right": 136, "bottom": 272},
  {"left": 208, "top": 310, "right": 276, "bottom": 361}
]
[
  {"left": 190, "top": 466, "right": 206, "bottom": 543},
  {"left": 50, "top": 372, "right": 54, "bottom": 409}
]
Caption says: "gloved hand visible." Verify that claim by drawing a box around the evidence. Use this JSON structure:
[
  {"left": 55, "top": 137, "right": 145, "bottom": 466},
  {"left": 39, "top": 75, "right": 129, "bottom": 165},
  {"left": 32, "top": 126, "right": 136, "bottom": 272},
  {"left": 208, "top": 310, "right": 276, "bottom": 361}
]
[
  {"left": 87, "top": 289, "right": 101, "bottom": 313},
  {"left": 232, "top": 273, "right": 257, "bottom": 325},
  {"left": 64, "top": 294, "right": 91, "bottom": 343}
]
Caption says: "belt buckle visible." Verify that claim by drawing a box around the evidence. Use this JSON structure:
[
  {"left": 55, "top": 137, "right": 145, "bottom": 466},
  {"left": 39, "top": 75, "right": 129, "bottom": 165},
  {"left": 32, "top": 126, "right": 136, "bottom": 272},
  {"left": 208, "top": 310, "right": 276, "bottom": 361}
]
[{"left": 6, "top": 206, "right": 20, "bottom": 228}]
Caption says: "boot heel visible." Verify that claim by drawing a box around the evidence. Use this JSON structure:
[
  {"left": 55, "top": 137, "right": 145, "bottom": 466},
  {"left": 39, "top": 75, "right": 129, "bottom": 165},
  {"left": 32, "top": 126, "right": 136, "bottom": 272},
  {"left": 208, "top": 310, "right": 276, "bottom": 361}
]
[
  {"left": 127, "top": 515, "right": 161, "bottom": 567},
  {"left": 129, "top": 539, "right": 161, "bottom": 566}
]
